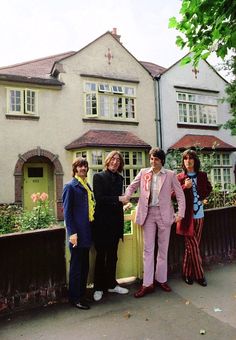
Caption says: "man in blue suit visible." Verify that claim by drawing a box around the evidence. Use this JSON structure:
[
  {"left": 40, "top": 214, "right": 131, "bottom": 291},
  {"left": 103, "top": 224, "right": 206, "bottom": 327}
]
[{"left": 63, "top": 157, "right": 94, "bottom": 310}]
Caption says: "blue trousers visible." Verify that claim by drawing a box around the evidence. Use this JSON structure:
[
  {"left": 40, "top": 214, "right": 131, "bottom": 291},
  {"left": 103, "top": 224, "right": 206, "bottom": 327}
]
[{"left": 68, "top": 245, "right": 90, "bottom": 303}]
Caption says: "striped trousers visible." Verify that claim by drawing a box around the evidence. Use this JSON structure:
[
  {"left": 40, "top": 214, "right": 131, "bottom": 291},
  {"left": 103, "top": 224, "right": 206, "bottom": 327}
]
[{"left": 183, "top": 218, "right": 204, "bottom": 279}]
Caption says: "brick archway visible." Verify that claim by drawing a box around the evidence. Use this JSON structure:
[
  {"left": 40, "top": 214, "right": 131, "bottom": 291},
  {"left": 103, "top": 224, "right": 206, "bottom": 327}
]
[{"left": 14, "top": 147, "right": 64, "bottom": 220}]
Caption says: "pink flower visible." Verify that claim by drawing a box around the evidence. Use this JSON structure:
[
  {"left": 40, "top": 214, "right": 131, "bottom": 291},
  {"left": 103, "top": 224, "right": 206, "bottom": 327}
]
[
  {"left": 31, "top": 192, "right": 48, "bottom": 203},
  {"left": 40, "top": 192, "right": 48, "bottom": 202},
  {"left": 31, "top": 193, "right": 40, "bottom": 202}
]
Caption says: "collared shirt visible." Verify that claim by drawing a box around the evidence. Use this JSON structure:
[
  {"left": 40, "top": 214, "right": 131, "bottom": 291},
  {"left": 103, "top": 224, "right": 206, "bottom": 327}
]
[{"left": 149, "top": 167, "right": 165, "bottom": 207}]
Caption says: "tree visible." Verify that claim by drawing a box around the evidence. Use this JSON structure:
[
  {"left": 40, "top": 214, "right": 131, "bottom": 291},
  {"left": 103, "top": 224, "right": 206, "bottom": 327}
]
[
  {"left": 169, "top": 0, "right": 236, "bottom": 135},
  {"left": 223, "top": 57, "right": 236, "bottom": 135},
  {"left": 169, "top": 0, "right": 236, "bottom": 66}
]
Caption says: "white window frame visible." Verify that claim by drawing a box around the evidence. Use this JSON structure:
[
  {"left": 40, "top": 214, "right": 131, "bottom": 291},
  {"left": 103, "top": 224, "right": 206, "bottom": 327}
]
[
  {"left": 210, "top": 153, "right": 232, "bottom": 190},
  {"left": 176, "top": 91, "right": 218, "bottom": 126},
  {"left": 98, "top": 83, "right": 110, "bottom": 93},
  {"left": 7, "top": 87, "right": 38, "bottom": 115},
  {"left": 25, "top": 89, "right": 37, "bottom": 114},
  {"left": 84, "top": 81, "right": 136, "bottom": 121},
  {"left": 8, "top": 89, "right": 23, "bottom": 114},
  {"left": 112, "top": 85, "right": 124, "bottom": 94}
]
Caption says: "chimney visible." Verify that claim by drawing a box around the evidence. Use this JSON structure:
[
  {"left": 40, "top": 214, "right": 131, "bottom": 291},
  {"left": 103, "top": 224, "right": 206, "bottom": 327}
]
[{"left": 111, "top": 27, "right": 121, "bottom": 43}]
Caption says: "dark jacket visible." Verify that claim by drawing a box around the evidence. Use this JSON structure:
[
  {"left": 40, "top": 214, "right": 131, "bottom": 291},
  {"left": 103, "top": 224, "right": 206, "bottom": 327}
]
[
  {"left": 176, "top": 171, "right": 212, "bottom": 236},
  {"left": 93, "top": 170, "right": 124, "bottom": 245},
  {"left": 62, "top": 177, "right": 93, "bottom": 248}
]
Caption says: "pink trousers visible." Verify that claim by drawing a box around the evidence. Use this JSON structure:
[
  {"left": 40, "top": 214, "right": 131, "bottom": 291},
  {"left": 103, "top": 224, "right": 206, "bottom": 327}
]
[{"left": 143, "top": 206, "right": 172, "bottom": 286}]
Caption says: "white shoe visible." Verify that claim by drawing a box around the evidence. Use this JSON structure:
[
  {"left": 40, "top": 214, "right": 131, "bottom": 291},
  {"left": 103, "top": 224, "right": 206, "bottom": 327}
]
[
  {"left": 108, "top": 285, "right": 129, "bottom": 294},
  {"left": 93, "top": 290, "right": 103, "bottom": 301}
]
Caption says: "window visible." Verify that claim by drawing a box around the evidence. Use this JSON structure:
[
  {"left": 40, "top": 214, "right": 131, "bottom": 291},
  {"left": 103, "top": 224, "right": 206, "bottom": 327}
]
[
  {"left": 211, "top": 153, "right": 232, "bottom": 189},
  {"left": 75, "top": 151, "right": 87, "bottom": 159},
  {"left": 98, "top": 84, "right": 110, "bottom": 93},
  {"left": 84, "top": 81, "right": 136, "bottom": 121},
  {"left": 28, "top": 167, "right": 43, "bottom": 177},
  {"left": 26, "top": 90, "right": 36, "bottom": 113},
  {"left": 7, "top": 88, "right": 38, "bottom": 115},
  {"left": 113, "top": 97, "right": 123, "bottom": 118},
  {"left": 86, "top": 94, "right": 97, "bottom": 116},
  {"left": 91, "top": 150, "right": 103, "bottom": 166},
  {"left": 74, "top": 149, "right": 146, "bottom": 191},
  {"left": 177, "top": 91, "right": 217, "bottom": 126},
  {"left": 112, "top": 85, "right": 124, "bottom": 94}
]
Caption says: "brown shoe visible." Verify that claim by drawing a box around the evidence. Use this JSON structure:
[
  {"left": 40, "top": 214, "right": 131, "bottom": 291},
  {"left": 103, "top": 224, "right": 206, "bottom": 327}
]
[
  {"left": 155, "top": 281, "right": 172, "bottom": 292},
  {"left": 134, "top": 284, "right": 155, "bottom": 298}
]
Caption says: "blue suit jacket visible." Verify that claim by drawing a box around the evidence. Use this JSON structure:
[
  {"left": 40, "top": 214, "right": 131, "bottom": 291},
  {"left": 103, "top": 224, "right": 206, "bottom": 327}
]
[{"left": 62, "top": 178, "right": 92, "bottom": 248}]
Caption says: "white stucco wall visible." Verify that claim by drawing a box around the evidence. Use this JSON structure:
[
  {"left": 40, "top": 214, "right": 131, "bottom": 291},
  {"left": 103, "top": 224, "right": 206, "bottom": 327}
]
[
  {"left": 157, "top": 58, "right": 236, "bottom": 179},
  {"left": 0, "top": 33, "right": 156, "bottom": 203}
]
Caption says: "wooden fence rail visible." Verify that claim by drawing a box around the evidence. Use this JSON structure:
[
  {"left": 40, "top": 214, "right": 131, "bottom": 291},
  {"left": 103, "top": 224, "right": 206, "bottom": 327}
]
[{"left": 0, "top": 206, "right": 235, "bottom": 314}]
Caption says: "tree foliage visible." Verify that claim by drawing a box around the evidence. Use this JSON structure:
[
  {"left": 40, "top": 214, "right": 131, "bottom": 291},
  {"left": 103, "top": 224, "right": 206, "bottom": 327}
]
[
  {"left": 223, "top": 57, "right": 236, "bottom": 135},
  {"left": 169, "top": 0, "right": 236, "bottom": 66}
]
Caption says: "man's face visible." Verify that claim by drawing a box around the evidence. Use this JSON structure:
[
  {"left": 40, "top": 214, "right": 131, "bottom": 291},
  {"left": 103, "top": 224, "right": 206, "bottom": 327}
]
[
  {"left": 76, "top": 164, "right": 88, "bottom": 179},
  {"left": 150, "top": 155, "right": 162, "bottom": 171},
  {"left": 108, "top": 154, "right": 121, "bottom": 173},
  {"left": 183, "top": 155, "right": 195, "bottom": 172}
]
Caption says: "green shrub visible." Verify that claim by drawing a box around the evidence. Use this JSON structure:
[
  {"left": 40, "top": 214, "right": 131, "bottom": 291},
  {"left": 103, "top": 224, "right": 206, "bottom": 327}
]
[
  {"left": 17, "top": 192, "right": 55, "bottom": 231},
  {"left": 0, "top": 192, "right": 55, "bottom": 235},
  {"left": 204, "top": 184, "right": 236, "bottom": 209},
  {"left": 0, "top": 204, "right": 22, "bottom": 234},
  {"left": 124, "top": 220, "right": 132, "bottom": 234}
]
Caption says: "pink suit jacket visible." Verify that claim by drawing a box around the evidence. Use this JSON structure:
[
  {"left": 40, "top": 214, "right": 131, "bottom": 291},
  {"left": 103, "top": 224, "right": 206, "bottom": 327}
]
[{"left": 125, "top": 167, "right": 185, "bottom": 226}]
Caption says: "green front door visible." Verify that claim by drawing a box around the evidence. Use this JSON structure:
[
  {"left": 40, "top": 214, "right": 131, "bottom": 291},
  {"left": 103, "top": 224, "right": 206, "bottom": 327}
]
[{"left": 23, "top": 163, "right": 48, "bottom": 211}]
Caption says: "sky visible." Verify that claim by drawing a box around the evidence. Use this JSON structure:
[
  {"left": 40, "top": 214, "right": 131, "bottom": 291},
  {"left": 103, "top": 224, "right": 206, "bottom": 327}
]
[{"left": 0, "top": 0, "right": 223, "bottom": 73}]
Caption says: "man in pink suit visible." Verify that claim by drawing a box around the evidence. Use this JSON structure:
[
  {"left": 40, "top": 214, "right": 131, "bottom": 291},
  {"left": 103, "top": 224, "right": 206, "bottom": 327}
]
[{"left": 125, "top": 148, "right": 185, "bottom": 298}]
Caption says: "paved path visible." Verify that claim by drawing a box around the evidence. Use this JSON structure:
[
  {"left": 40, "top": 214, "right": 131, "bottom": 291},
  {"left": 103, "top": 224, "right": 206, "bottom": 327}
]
[{"left": 0, "top": 263, "right": 236, "bottom": 340}]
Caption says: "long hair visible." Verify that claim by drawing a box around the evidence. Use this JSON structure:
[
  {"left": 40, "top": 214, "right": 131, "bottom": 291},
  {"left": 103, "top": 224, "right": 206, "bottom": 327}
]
[
  {"left": 72, "top": 157, "right": 89, "bottom": 177},
  {"left": 182, "top": 149, "right": 200, "bottom": 173},
  {"left": 104, "top": 150, "right": 124, "bottom": 172}
]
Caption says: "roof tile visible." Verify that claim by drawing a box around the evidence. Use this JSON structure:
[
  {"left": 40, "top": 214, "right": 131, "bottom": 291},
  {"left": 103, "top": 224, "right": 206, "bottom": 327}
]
[
  {"left": 140, "top": 61, "right": 166, "bottom": 77},
  {"left": 169, "top": 134, "right": 236, "bottom": 151},
  {"left": 65, "top": 130, "right": 151, "bottom": 150},
  {"left": 0, "top": 51, "right": 75, "bottom": 78}
]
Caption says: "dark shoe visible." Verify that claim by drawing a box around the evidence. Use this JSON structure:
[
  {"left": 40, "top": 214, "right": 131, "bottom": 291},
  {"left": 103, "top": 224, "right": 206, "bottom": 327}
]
[
  {"left": 197, "top": 277, "right": 207, "bottom": 287},
  {"left": 183, "top": 276, "right": 194, "bottom": 285},
  {"left": 73, "top": 301, "right": 90, "bottom": 310},
  {"left": 157, "top": 281, "right": 172, "bottom": 292},
  {"left": 134, "top": 284, "right": 155, "bottom": 298}
]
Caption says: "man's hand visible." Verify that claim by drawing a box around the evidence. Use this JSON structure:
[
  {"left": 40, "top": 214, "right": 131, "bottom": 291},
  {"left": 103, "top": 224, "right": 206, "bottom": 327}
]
[
  {"left": 69, "top": 233, "right": 78, "bottom": 248},
  {"left": 123, "top": 202, "right": 133, "bottom": 212},
  {"left": 175, "top": 215, "right": 183, "bottom": 223},
  {"left": 119, "top": 195, "right": 130, "bottom": 205},
  {"left": 184, "top": 178, "right": 192, "bottom": 189}
]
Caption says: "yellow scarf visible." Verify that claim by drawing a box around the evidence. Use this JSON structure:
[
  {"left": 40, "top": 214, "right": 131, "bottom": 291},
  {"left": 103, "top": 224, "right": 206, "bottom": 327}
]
[{"left": 75, "top": 175, "right": 95, "bottom": 222}]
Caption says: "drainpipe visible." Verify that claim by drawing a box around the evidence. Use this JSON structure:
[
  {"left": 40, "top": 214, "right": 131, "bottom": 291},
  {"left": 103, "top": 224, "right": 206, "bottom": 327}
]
[{"left": 154, "top": 75, "right": 163, "bottom": 149}]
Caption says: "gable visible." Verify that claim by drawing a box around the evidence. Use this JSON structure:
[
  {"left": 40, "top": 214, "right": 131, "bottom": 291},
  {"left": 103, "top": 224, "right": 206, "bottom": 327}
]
[
  {"left": 161, "top": 57, "right": 227, "bottom": 93},
  {"left": 53, "top": 32, "right": 153, "bottom": 82}
]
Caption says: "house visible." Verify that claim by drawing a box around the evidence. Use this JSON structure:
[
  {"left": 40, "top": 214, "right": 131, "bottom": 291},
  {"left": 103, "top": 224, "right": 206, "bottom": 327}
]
[
  {"left": 1, "top": 29, "right": 235, "bottom": 220},
  {"left": 0, "top": 29, "right": 157, "bottom": 219},
  {"left": 143, "top": 57, "right": 236, "bottom": 189}
]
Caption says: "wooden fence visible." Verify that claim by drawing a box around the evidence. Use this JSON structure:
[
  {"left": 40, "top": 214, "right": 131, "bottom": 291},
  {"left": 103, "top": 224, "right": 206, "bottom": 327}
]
[
  {"left": 0, "top": 206, "right": 236, "bottom": 314},
  {"left": 0, "top": 227, "right": 66, "bottom": 314},
  {"left": 168, "top": 206, "right": 236, "bottom": 274}
]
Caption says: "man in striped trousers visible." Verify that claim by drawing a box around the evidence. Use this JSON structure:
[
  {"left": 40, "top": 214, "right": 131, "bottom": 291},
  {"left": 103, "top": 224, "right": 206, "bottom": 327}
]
[{"left": 176, "top": 149, "right": 212, "bottom": 286}]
